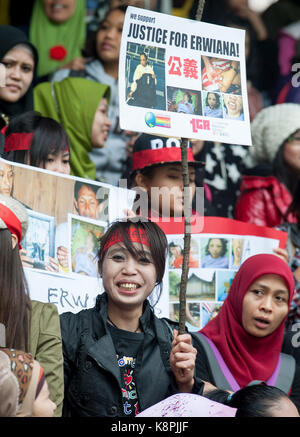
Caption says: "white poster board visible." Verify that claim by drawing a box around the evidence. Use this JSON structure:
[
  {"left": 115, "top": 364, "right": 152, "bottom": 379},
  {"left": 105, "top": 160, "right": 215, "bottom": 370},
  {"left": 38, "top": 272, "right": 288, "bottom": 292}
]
[
  {"left": 119, "top": 6, "right": 251, "bottom": 145},
  {"left": 0, "top": 158, "right": 135, "bottom": 314}
]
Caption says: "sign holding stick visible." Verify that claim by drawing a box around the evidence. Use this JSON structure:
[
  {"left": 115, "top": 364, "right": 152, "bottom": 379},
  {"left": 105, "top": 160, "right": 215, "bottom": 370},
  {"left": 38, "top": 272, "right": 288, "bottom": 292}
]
[{"left": 119, "top": 5, "right": 251, "bottom": 146}]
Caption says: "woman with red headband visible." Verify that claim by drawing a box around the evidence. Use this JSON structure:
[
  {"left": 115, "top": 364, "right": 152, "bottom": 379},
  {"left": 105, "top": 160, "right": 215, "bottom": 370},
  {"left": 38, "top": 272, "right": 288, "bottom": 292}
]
[
  {"left": 0, "top": 194, "right": 64, "bottom": 416},
  {"left": 60, "top": 219, "right": 207, "bottom": 417},
  {"left": 2, "top": 110, "right": 70, "bottom": 175},
  {"left": 192, "top": 253, "right": 300, "bottom": 412}
]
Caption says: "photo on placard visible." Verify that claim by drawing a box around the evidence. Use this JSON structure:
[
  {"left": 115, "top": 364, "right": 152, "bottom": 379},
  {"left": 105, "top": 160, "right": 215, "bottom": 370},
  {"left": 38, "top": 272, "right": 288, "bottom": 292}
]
[
  {"left": 125, "top": 42, "right": 166, "bottom": 110},
  {"left": 169, "top": 269, "right": 215, "bottom": 301},
  {"left": 68, "top": 214, "right": 106, "bottom": 278},
  {"left": 216, "top": 270, "right": 236, "bottom": 302},
  {"left": 168, "top": 238, "right": 199, "bottom": 269},
  {"left": 230, "top": 237, "right": 245, "bottom": 270},
  {"left": 169, "top": 302, "right": 201, "bottom": 332},
  {"left": 202, "top": 91, "right": 223, "bottom": 119},
  {"left": 21, "top": 209, "right": 55, "bottom": 271},
  {"left": 200, "top": 301, "right": 223, "bottom": 329},
  {"left": 222, "top": 93, "right": 244, "bottom": 121},
  {"left": 201, "top": 55, "right": 241, "bottom": 95},
  {"left": 73, "top": 180, "right": 110, "bottom": 223},
  {"left": 200, "top": 237, "right": 230, "bottom": 269},
  {"left": 166, "top": 86, "right": 202, "bottom": 115}
]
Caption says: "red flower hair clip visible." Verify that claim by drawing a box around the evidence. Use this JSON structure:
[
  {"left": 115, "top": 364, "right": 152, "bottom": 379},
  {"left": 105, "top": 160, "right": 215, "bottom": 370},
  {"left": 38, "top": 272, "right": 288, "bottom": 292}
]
[{"left": 49, "top": 45, "right": 67, "bottom": 61}]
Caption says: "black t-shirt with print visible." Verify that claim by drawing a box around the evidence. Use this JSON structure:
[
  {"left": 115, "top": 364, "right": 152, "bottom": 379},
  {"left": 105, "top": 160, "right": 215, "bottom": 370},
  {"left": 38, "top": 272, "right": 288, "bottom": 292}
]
[{"left": 108, "top": 324, "right": 144, "bottom": 417}]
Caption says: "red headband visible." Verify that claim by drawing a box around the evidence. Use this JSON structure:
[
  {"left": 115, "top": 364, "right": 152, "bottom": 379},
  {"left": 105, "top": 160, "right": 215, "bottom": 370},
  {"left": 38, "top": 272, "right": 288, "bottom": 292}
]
[
  {"left": 102, "top": 226, "right": 150, "bottom": 253},
  {"left": 4, "top": 132, "right": 34, "bottom": 153},
  {"left": 0, "top": 202, "right": 23, "bottom": 249}
]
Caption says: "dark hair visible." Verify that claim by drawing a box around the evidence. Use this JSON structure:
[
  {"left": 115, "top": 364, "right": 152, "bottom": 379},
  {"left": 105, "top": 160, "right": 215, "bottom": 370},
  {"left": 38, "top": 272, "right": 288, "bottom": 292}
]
[
  {"left": 169, "top": 241, "right": 183, "bottom": 254},
  {"left": 3, "top": 111, "right": 70, "bottom": 168},
  {"left": 205, "top": 92, "right": 220, "bottom": 108},
  {"left": 83, "top": 5, "right": 127, "bottom": 59},
  {"left": 183, "top": 92, "right": 192, "bottom": 103},
  {"left": 289, "top": 180, "right": 300, "bottom": 222},
  {"left": 205, "top": 384, "right": 296, "bottom": 417},
  {"left": 205, "top": 238, "right": 227, "bottom": 257},
  {"left": 98, "top": 219, "right": 168, "bottom": 305},
  {"left": 0, "top": 229, "right": 31, "bottom": 351},
  {"left": 273, "top": 135, "right": 299, "bottom": 195},
  {"left": 74, "top": 181, "right": 99, "bottom": 200},
  {"left": 140, "top": 52, "right": 148, "bottom": 61}
]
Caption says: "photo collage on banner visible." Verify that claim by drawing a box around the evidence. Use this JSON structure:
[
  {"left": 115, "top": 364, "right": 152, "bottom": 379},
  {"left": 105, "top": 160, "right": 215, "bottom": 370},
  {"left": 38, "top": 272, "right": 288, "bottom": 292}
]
[
  {"left": 119, "top": 6, "right": 252, "bottom": 145},
  {"left": 0, "top": 158, "right": 135, "bottom": 314},
  {"left": 156, "top": 217, "right": 288, "bottom": 331}
]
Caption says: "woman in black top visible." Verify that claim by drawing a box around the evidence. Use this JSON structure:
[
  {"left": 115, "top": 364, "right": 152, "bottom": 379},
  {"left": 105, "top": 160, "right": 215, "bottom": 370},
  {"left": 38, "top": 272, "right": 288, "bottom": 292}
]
[{"left": 60, "top": 219, "right": 205, "bottom": 417}]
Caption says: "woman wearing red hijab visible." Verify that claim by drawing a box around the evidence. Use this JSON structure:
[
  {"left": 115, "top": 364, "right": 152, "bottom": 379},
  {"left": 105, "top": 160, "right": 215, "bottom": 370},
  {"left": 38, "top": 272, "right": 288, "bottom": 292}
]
[{"left": 193, "top": 253, "right": 300, "bottom": 412}]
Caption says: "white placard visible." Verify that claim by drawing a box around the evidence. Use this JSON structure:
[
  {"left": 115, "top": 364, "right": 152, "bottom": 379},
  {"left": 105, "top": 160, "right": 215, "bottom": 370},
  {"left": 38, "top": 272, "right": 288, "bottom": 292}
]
[{"left": 119, "top": 6, "right": 251, "bottom": 145}]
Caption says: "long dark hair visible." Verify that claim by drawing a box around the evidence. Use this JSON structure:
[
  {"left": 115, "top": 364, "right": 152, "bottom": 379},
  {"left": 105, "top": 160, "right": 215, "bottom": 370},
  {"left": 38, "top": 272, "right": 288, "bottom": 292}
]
[
  {"left": 286, "top": 179, "right": 300, "bottom": 223},
  {"left": 273, "top": 138, "right": 299, "bottom": 195},
  {"left": 205, "top": 238, "right": 227, "bottom": 257},
  {"left": 98, "top": 219, "right": 167, "bottom": 305},
  {"left": 3, "top": 110, "right": 70, "bottom": 168},
  {"left": 82, "top": 5, "right": 127, "bottom": 60},
  {"left": 205, "top": 384, "right": 295, "bottom": 417},
  {"left": 205, "top": 92, "right": 220, "bottom": 108},
  {"left": 0, "top": 229, "right": 31, "bottom": 350}
]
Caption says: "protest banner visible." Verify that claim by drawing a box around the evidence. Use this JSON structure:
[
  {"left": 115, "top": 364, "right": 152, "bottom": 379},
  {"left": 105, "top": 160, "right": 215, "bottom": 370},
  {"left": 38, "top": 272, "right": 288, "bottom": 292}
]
[
  {"left": 119, "top": 6, "right": 251, "bottom": 145},
  {"left": 0, "top": 158, "right": 288, "bottom": 318},
  {"left": 0, "top": 158, "right": 135, "bottom": 314},
  {"left": 155, "top": 216, "right": 288, "bottom": 330}
]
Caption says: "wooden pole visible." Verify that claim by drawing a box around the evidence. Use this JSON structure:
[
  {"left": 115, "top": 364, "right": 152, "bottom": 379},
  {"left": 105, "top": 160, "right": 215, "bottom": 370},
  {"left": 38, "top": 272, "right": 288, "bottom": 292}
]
[{"left": 178, "top": 0, "right": 206, "bottom": 334}]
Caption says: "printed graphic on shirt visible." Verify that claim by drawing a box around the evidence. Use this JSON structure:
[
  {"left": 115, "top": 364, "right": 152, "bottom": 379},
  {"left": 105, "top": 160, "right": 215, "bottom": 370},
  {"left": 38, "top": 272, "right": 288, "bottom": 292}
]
[{"left": 118, "top": 354, "right": 139, "bottom": 416}]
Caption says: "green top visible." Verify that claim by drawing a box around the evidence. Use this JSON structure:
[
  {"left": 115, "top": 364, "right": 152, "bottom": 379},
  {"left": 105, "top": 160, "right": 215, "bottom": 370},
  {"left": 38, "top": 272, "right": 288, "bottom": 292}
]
[
  {"left": 34, "top": 77, "right": 110, "bottom": 180},
  {"left": 29, "top": 300, "right": 64, "bottom": 417},
  {"left": 29, "top": 0, "right": 86, "bottom": 77}
]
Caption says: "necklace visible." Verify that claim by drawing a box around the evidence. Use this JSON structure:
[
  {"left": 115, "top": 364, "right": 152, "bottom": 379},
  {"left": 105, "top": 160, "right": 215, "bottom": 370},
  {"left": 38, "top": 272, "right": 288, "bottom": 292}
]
[{"left": 107, "top": 315, "right": 140, "bottom": 333}]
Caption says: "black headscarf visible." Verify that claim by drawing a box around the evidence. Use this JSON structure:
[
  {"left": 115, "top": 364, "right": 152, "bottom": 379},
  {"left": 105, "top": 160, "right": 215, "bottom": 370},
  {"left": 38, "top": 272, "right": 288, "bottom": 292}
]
[{"left": 0, "top": 25, "right": 38, "bottom": 126}]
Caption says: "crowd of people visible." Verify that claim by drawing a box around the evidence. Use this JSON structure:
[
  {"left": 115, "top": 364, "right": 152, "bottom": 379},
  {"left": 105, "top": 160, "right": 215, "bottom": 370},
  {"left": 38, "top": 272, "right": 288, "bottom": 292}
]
[{"left": 0, "top": 0, "right": 300, "bottom": 419}]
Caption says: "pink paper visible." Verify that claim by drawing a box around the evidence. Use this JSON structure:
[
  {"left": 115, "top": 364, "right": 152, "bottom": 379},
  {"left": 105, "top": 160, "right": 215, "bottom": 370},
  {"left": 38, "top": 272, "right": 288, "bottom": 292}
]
[{"left": 137, "top": 393, "right": 236, "bottom": 417}]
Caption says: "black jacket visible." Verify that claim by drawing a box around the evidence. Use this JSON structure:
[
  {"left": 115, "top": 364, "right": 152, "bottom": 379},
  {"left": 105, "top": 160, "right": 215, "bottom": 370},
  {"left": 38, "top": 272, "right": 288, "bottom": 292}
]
[{"left": 60, "top": 293, "right": 204, "bottom": 417}]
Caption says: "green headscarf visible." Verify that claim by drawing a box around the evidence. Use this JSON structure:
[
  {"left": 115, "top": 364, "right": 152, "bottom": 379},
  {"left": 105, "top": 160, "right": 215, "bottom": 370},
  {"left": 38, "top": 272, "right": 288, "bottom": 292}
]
[
  {"left": 34, "top": 77, "right": 110, "bottom": 180},
  {"left": 29, "top": 0, "right": 86, "bottom": 77}
]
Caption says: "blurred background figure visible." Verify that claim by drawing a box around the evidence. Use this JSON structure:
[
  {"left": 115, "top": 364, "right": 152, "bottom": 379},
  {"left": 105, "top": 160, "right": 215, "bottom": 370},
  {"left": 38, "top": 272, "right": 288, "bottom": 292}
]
[
  {"left": 34, "top": 77, "right": 110, "bottom": 180},
  {"left": 0, "top": 25, "right": 38, "bottom": 130}
]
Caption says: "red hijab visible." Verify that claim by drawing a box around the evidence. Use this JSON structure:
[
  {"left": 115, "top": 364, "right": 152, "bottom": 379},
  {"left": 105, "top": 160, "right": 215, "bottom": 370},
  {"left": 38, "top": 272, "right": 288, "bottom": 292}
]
[{"left": 200, "top": 254, "right": 295, "bottom": 387}]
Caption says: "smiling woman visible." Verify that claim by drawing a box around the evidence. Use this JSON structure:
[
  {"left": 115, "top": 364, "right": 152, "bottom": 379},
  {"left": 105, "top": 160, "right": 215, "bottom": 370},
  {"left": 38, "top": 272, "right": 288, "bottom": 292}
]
[
  {"left": 192, "top": 253, "right": 300, "bottom": 414},
  {"left": 60, "top": 219, "right": 207, "bottom": 417},
  {"left": 0, "top": 25, "right": 38, "bottom": 130}
]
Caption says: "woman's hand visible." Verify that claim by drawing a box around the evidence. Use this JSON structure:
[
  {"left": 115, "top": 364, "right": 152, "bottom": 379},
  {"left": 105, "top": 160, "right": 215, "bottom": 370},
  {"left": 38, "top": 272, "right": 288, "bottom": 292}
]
[
  {"left": 45, "top": 257, "right": 59, "bottom": 273},
  {"left": 57, "top": 246, "right": 69, "bottom": 268},
  {"left": 170, "top": 329, "right": 197, "bottom": 393},
  {"left": 273, "top": 247, "right": 289, "bottom": 264},
  {"left": 20, "top": 249, "right": 34, "bottom": 268},
  {"left": 60, "top": 56, "right": 87, "bottom": 71}
]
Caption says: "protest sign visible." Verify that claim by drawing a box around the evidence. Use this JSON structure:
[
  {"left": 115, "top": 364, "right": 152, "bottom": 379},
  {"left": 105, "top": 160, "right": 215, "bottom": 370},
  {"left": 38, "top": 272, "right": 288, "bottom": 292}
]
[
  {"left": 155, "top": 216, "right": 288, "bottom": 330},
  {"left": 0, "top": 158, "right": 135, "bottom": 313},
  {"left": 0, "top": 159, "right": 288, "bottom": 318},
  {"left": 119, "top": 6, "right": 251, "bottom": 145}
]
